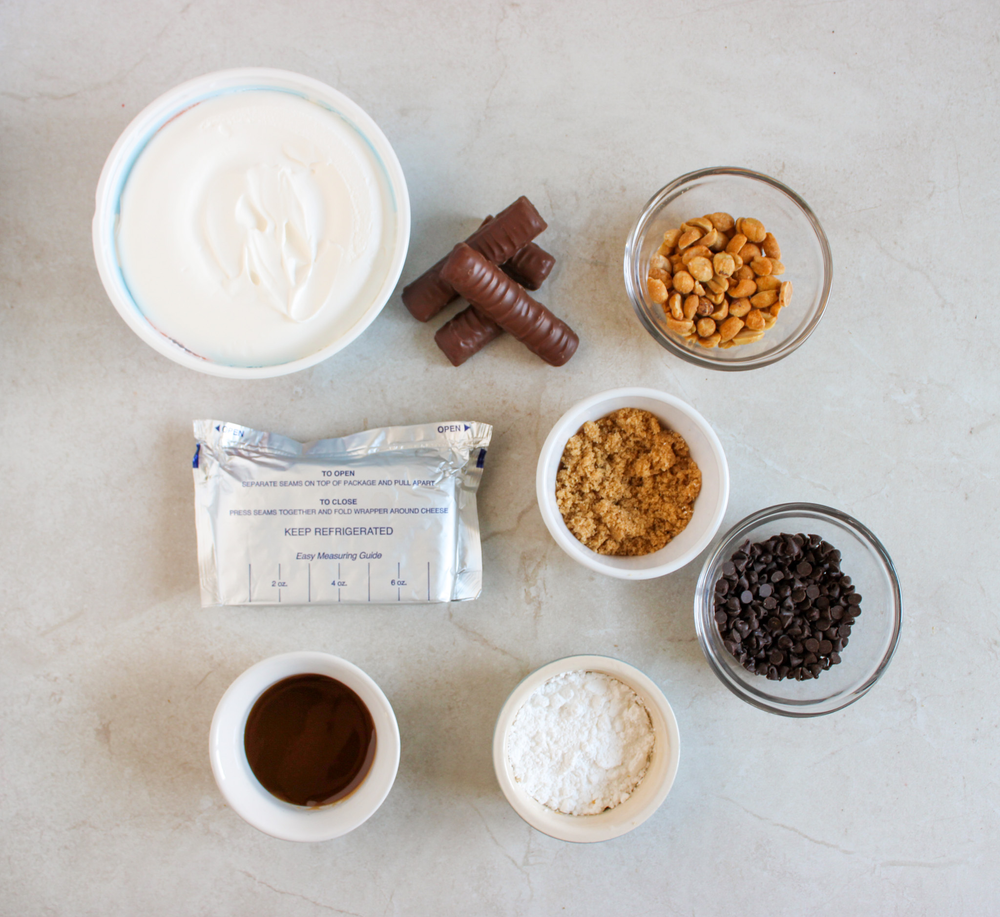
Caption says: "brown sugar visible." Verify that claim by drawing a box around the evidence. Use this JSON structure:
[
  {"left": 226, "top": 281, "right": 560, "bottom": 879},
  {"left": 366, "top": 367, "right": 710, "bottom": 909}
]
[{"left": 555, "top": 408, "right": 702, "bottom": 556}]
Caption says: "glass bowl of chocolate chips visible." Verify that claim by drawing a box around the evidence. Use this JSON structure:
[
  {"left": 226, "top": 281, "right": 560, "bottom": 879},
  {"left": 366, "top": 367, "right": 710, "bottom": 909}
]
[{"left": 694, "top": 503, "right": 901, "bottom": 716}]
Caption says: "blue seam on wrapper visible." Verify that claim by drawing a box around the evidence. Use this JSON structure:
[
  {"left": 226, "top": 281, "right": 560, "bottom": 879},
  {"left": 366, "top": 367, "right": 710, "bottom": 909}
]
[
  {"left": 192, "top": 443, "right": 200, "bottom": 468},
  {"left": 477, "top": 448, "right": 487, "bottom": 469}
]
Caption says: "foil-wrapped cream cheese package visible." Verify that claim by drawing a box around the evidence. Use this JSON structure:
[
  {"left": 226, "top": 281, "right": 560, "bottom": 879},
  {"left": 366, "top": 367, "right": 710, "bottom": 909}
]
[{"left": 193, "top": 420, "right": 492, "bottom": 605}]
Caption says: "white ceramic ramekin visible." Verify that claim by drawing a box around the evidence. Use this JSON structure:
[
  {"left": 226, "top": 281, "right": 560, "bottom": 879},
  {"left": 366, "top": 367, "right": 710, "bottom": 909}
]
[
  {"left": 93, "top": 68, "right": 410, "bottom": 378},
  {"left": 493, "top": 655, "right": 681, "bottom": 843},
  {"left": 536, "top": 387, "right": 730, "bottom": 579},
  {"left": 209, "top": 651, "right": 399, "bottom": 841}
]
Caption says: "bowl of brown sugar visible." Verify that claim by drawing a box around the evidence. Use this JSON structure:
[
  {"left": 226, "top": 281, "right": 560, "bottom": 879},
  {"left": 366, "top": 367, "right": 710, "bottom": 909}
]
[{"left": 536, "top": 388, "right": 729, "bottom": 579}]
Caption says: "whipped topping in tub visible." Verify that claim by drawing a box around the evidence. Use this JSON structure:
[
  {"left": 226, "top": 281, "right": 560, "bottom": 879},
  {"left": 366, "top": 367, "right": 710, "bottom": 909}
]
[{"left": 116, "top": 89, "right": 395, "bottom": 367}]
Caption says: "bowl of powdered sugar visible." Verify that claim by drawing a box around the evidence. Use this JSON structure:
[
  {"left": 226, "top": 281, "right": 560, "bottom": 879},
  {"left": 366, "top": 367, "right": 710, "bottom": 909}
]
[{"left": 492, "top": 655, "right": 680, "bottom": 842}]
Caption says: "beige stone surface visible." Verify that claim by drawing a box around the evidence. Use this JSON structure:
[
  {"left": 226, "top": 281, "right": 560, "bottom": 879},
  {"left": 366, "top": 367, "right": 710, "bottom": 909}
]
[{"left": 2, "top": 1, "right": 997, "bottom": 913}]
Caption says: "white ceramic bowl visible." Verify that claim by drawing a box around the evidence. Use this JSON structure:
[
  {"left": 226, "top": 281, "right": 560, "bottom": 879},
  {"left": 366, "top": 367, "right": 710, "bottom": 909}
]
[
  {"left": 536, "top": 387, "right": 730, "bottom": 578},
  {"left": 209, "top": 652, "right": 399, "bottom": 841},
  {"left": 492, "top": 655, "right": 681, "bottom": 842},
  {"left": 93, "top": 68, "right": 410, "bottom": 378}
]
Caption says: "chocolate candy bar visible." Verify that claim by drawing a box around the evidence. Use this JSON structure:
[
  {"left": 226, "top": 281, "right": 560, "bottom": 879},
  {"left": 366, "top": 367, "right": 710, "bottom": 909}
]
[
  {"left": 402, "top": 196, "right": 547, "bottom": 322},
  {"left": 435, "top": 226, "right": 557, "bottom": 366},
  {"left": 434, "top": 307, "right": 504, "bottom": 367},
  {"left": 478, "top": 215, "right": 555, "bottom": 291},
  {"left": 439, "top": 243, "right": 578, "bottom": 367},
  {"left": 502, "top": 242, "right": 555, "bottom": 291}
]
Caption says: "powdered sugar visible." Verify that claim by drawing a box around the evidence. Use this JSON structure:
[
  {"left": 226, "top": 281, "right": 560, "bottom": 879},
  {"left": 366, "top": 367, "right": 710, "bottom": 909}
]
[{"left": 506, "top": 670, "right": 655, "bottom": 816}]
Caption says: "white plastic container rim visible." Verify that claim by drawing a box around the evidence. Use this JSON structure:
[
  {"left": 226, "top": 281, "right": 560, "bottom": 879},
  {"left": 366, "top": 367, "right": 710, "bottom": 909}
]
[
  {"left": 492, "top": 655, "right": 681, "bottom": 843},
  {"left": 209, "top": 651, "right": 400, "bottom": 842},
  {"left": 536, "top": 387, "right": 730, "bottom": 579},
  {"left": 93, "top": 68, "right": 411, "bottom": 378}
]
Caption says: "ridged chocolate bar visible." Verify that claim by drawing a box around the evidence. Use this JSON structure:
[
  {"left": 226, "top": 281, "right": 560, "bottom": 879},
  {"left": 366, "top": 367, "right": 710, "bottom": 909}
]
[
  {"left": 435, "top": 224, "right": 557, "bottom": 366},
  {"left": 502, "top": 241, "right": 555, "bottom": 291},
  {"left": 439, "top": 243, "right": 578, "bottom": 367},
  {"left": 402, "top": 196, "right": 547, "bottom": 322},
  {"left": 434, "top": 307, "right": 504, "bottom": 367},
  {"left": 479, "top": 215, "right": 555, "bottom": 291}
]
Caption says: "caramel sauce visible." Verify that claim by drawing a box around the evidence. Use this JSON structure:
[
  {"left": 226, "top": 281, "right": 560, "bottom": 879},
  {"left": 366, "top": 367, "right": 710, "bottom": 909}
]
[{"left": 244, "top": 674, "right": 376, "bottom": 807}]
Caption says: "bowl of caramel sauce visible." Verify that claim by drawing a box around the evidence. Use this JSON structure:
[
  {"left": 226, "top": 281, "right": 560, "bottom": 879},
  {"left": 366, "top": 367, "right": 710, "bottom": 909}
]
[{"left": 210, "top": 652, "right": 399, "bottom": 841}]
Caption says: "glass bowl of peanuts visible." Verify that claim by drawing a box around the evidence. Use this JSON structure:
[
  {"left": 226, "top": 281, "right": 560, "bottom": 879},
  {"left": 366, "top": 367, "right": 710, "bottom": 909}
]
[{"left": 624, "top": 168, "right": 832, "bottom": 370}]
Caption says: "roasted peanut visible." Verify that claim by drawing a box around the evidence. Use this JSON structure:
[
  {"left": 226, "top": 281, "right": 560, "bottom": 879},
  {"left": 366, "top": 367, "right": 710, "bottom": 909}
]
[
  {"left": 699, "top": 228, "right": 726, "bottom": 251},
  {"left": 726, "top": 233, "right": 747, "bottom": 255},
  {"left": 708, "top": 212, "right": 736, "bottom": 232},
  {"left": 738, "top": 217, "right": 766, "bottom": 243},
  {"left": 649, "top": 214, "right": 789, "bottom": 349},
  {"left": 750, "top": 289, "right": 779, "bottom": 308},
  {"left": 733, "top": 327, "right": 765, "bottom": 344},
  {"left": 677, "top": 228, "right": 703, "bottom": 249},
  {"left": 687, "top": 256, "right": 713, "bottom": 283},
  {"left": 712, "top": 252, "right": 737, "bottom": 277},
  {"left": 709, "top": 299, "right": 729, "bottom": 321},
  {"left": 706, "top": 274, "right": 729, "bottom": 295},
  {"left": 681, "top": 244, "right": 712, "bottom": 264},
  {"left": 685, "top": 216, "right": 715, "bottom": 234},
  {"left": 762, "top": 232, "right": 781, "bottom": 259},
  {"left": 697, "top": 317, "right": 716, "bottom": 337},
  {"left": 672, "top": 270, "right": 695, "bottom": 295},
  {"left": 719, "top": 315, "right": 745, "bottom": 342},
  {"left": 729, "top": 278, "right": 757, "bottom": 299}
]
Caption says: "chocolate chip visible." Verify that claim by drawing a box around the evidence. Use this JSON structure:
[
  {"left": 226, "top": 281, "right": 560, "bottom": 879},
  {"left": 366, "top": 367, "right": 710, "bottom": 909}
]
[{"left": 713, "top": 532, "right": 861, "bottom": 682}]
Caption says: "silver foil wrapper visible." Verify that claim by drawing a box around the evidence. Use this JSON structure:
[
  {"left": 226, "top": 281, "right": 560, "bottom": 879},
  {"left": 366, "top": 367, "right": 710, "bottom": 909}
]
[{"left": 193, "top": 419, "right": 492, "bottom": 606}]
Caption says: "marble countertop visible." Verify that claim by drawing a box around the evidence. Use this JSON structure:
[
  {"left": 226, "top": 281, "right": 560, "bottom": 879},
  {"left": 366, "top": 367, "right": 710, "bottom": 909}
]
[{"left": 3, "top": 1, "right": 998, "bottom": 913}]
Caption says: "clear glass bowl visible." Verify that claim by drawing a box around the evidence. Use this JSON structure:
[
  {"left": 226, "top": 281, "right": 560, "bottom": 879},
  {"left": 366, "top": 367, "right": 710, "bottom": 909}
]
[
  {"left": 694, "top": 504, "right": 901, "bottom": 716},
  {"left": 624, "top": 167, "right": 832, "bottom": 370}
]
